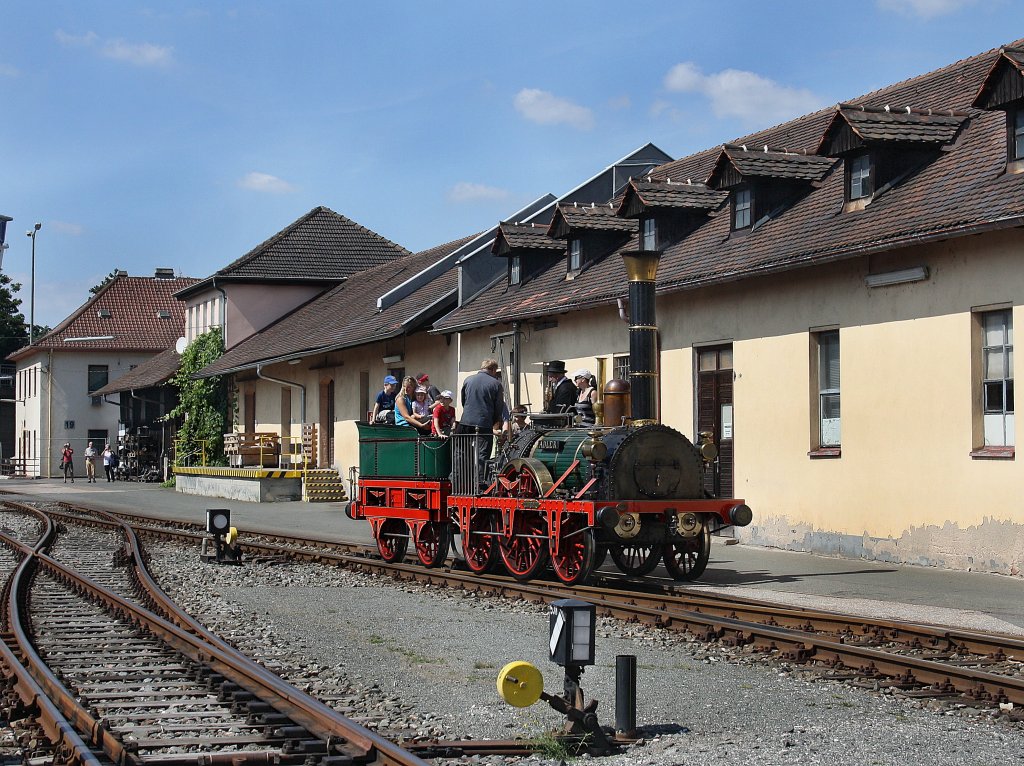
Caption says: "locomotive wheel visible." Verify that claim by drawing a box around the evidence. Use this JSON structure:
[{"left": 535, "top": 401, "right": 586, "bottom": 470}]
[
  {"left": 610, "top": 543, "right": 662, "bottom": 577},
  {"left": 496, "top": 460, "right": 552, "bottom": 581},
  {"left": 375, "top": 519, "right": 409, "bottom": 563},
  {"left": 550, "top": 514, "right": 597, "bottom": 586},
  {"left": 499, "top": 511, "right": 549, "bottom": 580},
  {"left": 462, "top": 509, "right": 502, "bottom": 574},
  {"left": 664, "top": 525, "right": 712, "bottom": 581},
  {"left": 414, "top": 521, "right": 452, "bottom": 568}
]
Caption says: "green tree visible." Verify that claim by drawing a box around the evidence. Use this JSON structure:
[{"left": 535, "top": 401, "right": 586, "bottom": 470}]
[
  {"left": 0, "top": 273, "right": 30, "bottom": 359},
  {"left": 89, "top": 268, "right": 121, "bottom": 295},
  {"left": 168, "top": 328, "right": 229, "bottom": 466}
]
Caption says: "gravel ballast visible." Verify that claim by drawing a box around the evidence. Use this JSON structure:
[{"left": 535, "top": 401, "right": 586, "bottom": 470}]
[{"left": 147, "top": 543, "right": 1024, "bottom": 765}]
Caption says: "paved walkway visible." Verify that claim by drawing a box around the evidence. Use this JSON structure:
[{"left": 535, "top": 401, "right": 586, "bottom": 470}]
[{"left": 4, "top": 477, "right": 1022, "bottom": 634}]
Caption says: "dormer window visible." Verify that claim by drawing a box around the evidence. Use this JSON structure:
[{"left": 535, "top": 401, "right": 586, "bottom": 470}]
[
  {"left": 848, "top": 153, "right": 873, "bottom": 200},
  {"left": 568, "top": 238, "right": 582, "bottom": 273},
  {"left": 641, "top": 217, "right": 657, "bottom": 251},
  {"left": 510, "top": 255, "right": 521, "bottom": 286},
  {"left": 733, "top": 187, "right": 752, "bottom": 230},
  {"left": 1011, "top": 108, "right": 1024, "bottom": 161}
]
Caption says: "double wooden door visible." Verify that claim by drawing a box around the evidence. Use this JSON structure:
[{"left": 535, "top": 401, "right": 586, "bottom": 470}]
[{"left": 696, "top": 345, "right": 734, "bottom": 499}]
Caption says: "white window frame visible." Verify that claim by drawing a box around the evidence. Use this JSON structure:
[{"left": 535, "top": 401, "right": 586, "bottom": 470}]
[
  {"left": 816, "top": 330, "right": 841, "bottom": 448},
  {"left": 641, "top": 217, "right": 657, "bottom": 251},
  {"left": 733, "top": 187, "right": 752, "bottom": 230},
  {"left": 568, "top": 238, "right": 582, "bottom": 273},
  {"left": 981, "top": 309, "right": 1014, "bottom": 447},
  {"left": 510, "top": 255, "right": 521, "bottom": 285}
]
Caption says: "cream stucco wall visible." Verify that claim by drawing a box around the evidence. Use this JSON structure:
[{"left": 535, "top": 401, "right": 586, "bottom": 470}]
[
  {"left": 15, "top": 349, "right": 155, "bottom": 477},
  {"left": 454, "top": 230, "right": 1023, "bottom": 573},
  {"left": 240, "top": 331, "right": 459, "bottom": 475}
]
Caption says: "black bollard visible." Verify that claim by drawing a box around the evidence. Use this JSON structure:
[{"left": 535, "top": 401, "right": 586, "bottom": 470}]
[{"left": 615, "top": 654, "right": 636, "bottom": 737}]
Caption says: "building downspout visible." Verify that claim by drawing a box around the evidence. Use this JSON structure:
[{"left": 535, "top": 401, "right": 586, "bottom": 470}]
[
  {"left": 256, "top": 363, "right": 306, "bottom": 426},
  {"left": 512, "top": 321, "right": 522, "bottom": 407},
  {"left": 45, "top": 350, "right": 53, "bottom": 478}
]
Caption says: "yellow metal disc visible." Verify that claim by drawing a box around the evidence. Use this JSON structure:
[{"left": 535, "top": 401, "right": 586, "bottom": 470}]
[
  {"left": 226, "top": 527, "right": 238, "bottom": 546},
  {"left": 496, "top": 661, "right": 543, "bottom": 708}
]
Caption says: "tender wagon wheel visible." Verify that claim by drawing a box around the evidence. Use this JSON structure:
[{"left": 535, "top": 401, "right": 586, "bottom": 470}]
[
  {"left": 462, "top": 509, "right": 501, "bottom": 574},
  {"left": 414, "top": 521, "right": 452, "bottom": 568},
  {"left": 550, "top": 514, "right": 597, "bottom": 586},
  {"left": 497, "top": 459, "right": 552, "bottom": 581},
  {"left": 375, "top": 518, "right": 409, "bottom": 563},
  {"left": 664, "top": 525, "right": 712, "bottom": 581},
  {"left": 610, "top": 543, "right": 662, "bottom": 577}
]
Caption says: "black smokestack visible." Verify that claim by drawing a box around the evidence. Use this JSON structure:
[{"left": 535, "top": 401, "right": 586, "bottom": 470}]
[{"left": 621, "top": 251, "right": 661, "bottom": 423}]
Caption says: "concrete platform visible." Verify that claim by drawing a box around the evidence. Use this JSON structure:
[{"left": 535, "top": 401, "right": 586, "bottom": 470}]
[{"left": 3, "top": 476, "right": 1022, "bottom": 635}]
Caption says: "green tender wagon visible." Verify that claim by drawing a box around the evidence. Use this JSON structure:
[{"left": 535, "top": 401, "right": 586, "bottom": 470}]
[{"left": 356, "top": 422, "right": 451, "bottom": 478}]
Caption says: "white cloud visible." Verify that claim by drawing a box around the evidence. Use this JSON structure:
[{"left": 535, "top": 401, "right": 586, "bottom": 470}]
[
  {"left": 447, "top": 182, "right": 510, "bottom": 203},
  {"left": 876, "top": 0, "right": 977, "bottom": 18},
  {"left": 663, "top": 62, "right": 822, "bottom": 125},
  {"left": 55, "top": 30, "right": 99, "bottom": 48},
  {"left": 513, "top": 88, "right": 594, "bottom": 130},
  {"left": 607, "top": 94, "right": 631, "bottom": 110},
  {"left": 50, "top": 221, "right": 85, "bottom": 236},
  {"left": 237, "top": 172, "right": 298, "bottom": 194},
  {"left": 101, "top": 39, "right": 173, "bottom": 67},
  {"left": 55, "top": 29, "right": 173, "bottom": 67},
  {"left": 0, "top": 63, "right": 20, "bottom": 78}
]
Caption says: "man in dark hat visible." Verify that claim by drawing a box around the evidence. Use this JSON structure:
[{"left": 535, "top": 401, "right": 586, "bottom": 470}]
[{"left": 544, "top": 360, "right": 577, "bottom": 415}]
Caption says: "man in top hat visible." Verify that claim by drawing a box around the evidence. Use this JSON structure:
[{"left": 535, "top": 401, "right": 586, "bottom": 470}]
[{"left": 544, "top": 360, "right": 577, "bottom": 414}]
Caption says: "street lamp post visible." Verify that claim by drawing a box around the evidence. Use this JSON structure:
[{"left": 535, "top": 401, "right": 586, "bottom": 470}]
[{"left": 25, "top": 223, "right": 40, "bottom": 345}]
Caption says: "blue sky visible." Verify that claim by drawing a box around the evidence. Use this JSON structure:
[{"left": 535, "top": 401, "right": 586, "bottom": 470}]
[{"left": 1, "top": 0, "right": 1021, "bottom": 328}]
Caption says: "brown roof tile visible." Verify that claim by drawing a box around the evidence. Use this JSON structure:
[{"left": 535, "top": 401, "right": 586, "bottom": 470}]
[
  {"left": 708, "top": 145, "right": 835, "bottom": 186},
  {"left": 818, "top": 104, "right": 966, "bottom": 151},
  {"left": 197, "top": 235, "right": 476, "bottom": 376},
  {"left": 548, "top": 202, "right": 637, "bottom": 238},
  {"left": 433, "top": 40, "right": 1024, "bottom": 334},
  {"left": 493, "top": 223, "right": 565, "bottom": 255},
  {"left": 93, "top": 347, "right": 181, "bottom": 395},
  {"left": 9, "top": 274, "right": 198, "bottom": 361},
  {"left": 617, "top": 179, "right": 728, "bottom": 217}
]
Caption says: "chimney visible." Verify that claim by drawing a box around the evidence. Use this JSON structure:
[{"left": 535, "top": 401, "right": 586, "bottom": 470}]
[
  {"left": 154, "top": 267, "right": 175, "bottom": 279},
  {"left": 621, "top": 250, "right": 661, "bottom": 424}
]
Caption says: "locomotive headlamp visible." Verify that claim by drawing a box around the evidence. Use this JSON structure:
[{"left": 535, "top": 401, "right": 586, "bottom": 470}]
[
  {"left": 549, "top": 598, "right": 596, "bottom": 667},
  {"left": 698, "top": 431, "right": 718, "bottom": 462},
  {"left": 207, "top": 508, "right": 231, "bottom": 535}
]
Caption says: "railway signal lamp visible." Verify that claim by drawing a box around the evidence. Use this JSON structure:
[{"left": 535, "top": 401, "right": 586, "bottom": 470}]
[
  {"left": 207, "top": 508, "right": 231, "bottom": 535},
  {"left": 203, "top": 508, "right": 241, "bottom": 564},
  {"left": 549, "top": 598, "right": 595, "bottom": 667}
]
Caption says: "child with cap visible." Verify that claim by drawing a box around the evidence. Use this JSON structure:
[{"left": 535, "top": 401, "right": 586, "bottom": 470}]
[
  {"left": 372, "top": 375, "right": 398, "bottom": 424},
  {"left": 412, "top": 385, "right": 433, "bottom": 422},
  {"left": 416, "top": 372, "right": 441, "bottom": 404},
  {"left": 431, "top": 390, "right": 456, "bottom": 437}
]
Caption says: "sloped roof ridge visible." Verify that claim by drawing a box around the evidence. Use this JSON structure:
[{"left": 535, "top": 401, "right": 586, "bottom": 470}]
[
  {"left": 723, "top": 143, "right": 825, "bottom": 156},
  {"left": 216, "top": 205, "right": 411, "bottom": 276}
]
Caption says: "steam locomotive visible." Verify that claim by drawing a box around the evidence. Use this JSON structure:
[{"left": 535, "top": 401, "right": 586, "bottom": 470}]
[{"left": 348, "top": 251, "right": 751, "bottom": 585}]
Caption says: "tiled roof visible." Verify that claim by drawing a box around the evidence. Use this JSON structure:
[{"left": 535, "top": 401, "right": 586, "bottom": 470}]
[
  {"left": 818, "top": 104, "right": 966, "bottom": 151},
  {"left": 493, "top": 223, "right": 565, "bottom": 255},
  {"left": 178, "top": 206, "right": 410, "bottom": 298},
  {"left": 8, "top": 274, "right": 198, "bottom": 361},
  {"left": 196, "top": 235, "right": 477, "bottom": 377},
  {"left": 433, "top": 39, "right": 1024, "bottom": 334},
  {"left": 708, "top": 145, "right": 835, "bottom": 186},
  {"left": 93, "top": 347, "right": 181, "bottom": 395},
  {"left": 617, "top": 179, "right": 729, "bottom": 217},
  {"left": 548, "top": 203, "right": 637, "bottom": 238}
]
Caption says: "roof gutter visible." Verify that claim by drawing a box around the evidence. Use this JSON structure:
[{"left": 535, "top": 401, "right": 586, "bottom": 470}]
[{"left": 256, "top": 362, "right": 306, "bottom": 424}]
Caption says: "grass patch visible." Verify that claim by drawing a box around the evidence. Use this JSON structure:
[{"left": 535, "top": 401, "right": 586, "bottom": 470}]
[
  {"left": 473, "top": 661, "right": 496, "bottom": 670},
  {"left": 160, "top": 477, "right": 176, "bottom": 488}
]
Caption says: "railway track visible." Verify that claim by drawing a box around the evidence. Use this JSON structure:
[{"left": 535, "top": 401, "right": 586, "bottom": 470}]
[
  {"left": 0, "top": 502, "right": 433, "bottom": 766},
  {"left": 48, "top": 501, "right": 1023, "bottom": 718}
]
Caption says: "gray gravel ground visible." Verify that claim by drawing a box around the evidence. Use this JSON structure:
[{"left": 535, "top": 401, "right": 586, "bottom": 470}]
[{"left": 147, "top": 543, "right": 1024, "bottom": 766}]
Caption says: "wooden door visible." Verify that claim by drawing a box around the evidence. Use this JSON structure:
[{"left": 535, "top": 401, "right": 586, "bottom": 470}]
[
  {"left": 319, "top": 379, "right": 335, "bottom": 468},
  {"left": 696, "top": 345, "right": 734, "bottom": 498}
]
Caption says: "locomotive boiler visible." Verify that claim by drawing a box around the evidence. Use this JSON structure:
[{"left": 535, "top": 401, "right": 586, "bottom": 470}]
[{"left": 349, "top": 249, "right": 751, "bottom": 585}]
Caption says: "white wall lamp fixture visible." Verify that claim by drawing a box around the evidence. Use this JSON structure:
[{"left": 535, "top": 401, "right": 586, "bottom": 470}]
[
  {"left": 382, "top": 354, "right": 403, "bottom": 364},
  {"left": 864, "top": 266, "right": 929, "bottom": 288}
]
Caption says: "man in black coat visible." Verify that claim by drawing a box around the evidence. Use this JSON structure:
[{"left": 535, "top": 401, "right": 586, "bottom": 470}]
[
  {"left": 544, "top": 360, "right": 577, "bottom": 416},
  {"left": 457, "top": 358, "right": 504, "bottom": 491}
]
